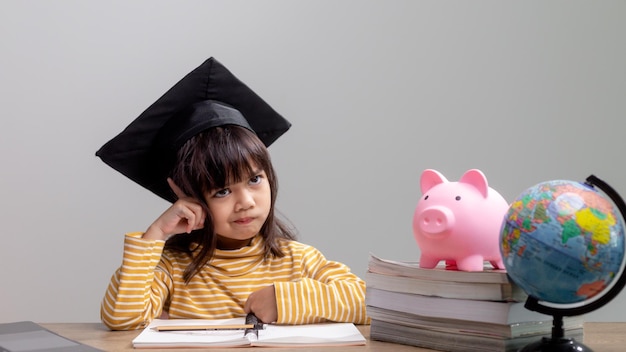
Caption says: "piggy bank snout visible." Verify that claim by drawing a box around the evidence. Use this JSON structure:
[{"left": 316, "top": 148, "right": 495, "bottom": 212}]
[{"left": 414, "top": 206, "right": 455, "bottom": 235}]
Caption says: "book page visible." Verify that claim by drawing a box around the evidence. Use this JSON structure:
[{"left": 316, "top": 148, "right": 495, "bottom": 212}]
[
  {"left": 254, "top": 323, "right": 366, "bottom": 347},
  {"left": 133, "top": 318, "right": 251, "bottom": 348}
]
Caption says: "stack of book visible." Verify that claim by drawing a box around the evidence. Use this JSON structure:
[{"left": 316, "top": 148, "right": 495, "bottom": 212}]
[{"left": 365, "top": 254, "right": 584, "bottom": 352}]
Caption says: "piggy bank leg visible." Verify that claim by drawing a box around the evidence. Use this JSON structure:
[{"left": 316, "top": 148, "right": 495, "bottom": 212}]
[
  {"left": 419, "top": 255, "right": 441, "bottom": 269},
  {"left": 445, "top": 260, "right": 457, "bottom": 270},
  {"left": 456, "top": 255, "right": 485, "bottom": 272},
  {"left": 490, "top": 259, "right": 505, "bottom": 269}
]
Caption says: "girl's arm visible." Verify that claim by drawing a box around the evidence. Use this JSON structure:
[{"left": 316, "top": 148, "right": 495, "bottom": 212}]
[
  {"left": 273, "top": 246, "right": 370, "bottom": 325},
  {"left": 102, "top": 183, "right": 203, "bottom": 331},
  {"left": 100, "top": 233, "right": 172, "bottom": 330}
]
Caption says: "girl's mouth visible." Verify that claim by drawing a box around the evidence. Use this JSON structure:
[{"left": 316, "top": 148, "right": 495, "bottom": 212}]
[{"left": 235, "top": 217, "right": 253, "bottom": 225}]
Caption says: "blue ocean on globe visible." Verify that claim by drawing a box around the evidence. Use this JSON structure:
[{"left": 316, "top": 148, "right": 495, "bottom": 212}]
[{"left": 500, "top": 180, "right": 625, "bottom": 304}]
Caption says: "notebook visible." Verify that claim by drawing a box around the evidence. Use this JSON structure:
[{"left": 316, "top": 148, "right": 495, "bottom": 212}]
[{"left": 133, "top": 318, "right": 366, "bottom": 348}]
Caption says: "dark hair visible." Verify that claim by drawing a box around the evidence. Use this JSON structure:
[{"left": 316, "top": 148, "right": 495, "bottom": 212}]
[{"left": 164, "top": 125, "right": 296, "bottom": 283}]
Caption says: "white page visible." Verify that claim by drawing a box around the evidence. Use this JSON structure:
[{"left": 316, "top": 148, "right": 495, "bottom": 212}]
[
  {"left": 133, "top": 318, "right": 251, "bottom": 348},
  {"left": 256, "top": 323, "right": 365, "bottom": 346}
]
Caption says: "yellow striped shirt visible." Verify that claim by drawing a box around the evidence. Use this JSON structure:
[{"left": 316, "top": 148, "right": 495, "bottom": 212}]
[{"left": 101, "top": 232, "right": 369, "bottom": 330}]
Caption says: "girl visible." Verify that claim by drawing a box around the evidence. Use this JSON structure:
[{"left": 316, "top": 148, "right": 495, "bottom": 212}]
[{"left": 97, "top": 58, "right": 369, "bottom": 330}]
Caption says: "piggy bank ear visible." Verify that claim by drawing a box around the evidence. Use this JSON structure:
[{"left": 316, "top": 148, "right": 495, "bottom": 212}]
[
  {"left": 459, "top": 169, "right": 489, "bottom": 198},
  {"left": 420, "top": 169, "right": 448, "bottom": 193}
]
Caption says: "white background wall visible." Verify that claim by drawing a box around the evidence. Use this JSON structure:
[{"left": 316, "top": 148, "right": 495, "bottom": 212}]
[{"left": 1, "top": 0, "right": 625, "bottom": 323}]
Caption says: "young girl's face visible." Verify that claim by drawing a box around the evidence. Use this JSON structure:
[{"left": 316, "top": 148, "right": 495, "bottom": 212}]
[{"left": 204, "top": 164, "right": 272, "bottom": 249}]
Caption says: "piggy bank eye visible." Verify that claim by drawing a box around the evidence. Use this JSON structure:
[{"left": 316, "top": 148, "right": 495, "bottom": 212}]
[
  {"left": 455, "top": 196, "right": 461, "bottom": 201},
  {"left": 424, "top": 195, "right": 429, "bottom": 200}
]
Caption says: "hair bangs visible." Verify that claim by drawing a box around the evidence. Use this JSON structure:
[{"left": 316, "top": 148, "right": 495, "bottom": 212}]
[{"left": 198, "top": 126, "right": 271, "bottom": 193}]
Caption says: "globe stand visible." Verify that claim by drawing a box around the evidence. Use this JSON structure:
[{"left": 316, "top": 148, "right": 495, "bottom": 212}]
[
  {"left": 518, "top": 300, "right": 592, "bottom": 351},
  {"left": 517, "top": 175, "right": 626, "bottom": 352}
]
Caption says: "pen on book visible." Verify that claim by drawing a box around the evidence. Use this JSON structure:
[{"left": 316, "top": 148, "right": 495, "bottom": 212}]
[
  {"left": 155, "top": 324, "right": 253, "bottom": 332},
  {"left": 153, "top": 313, "right": 265, "bottom": 332},
  {"left": 243, "top": 313, "right": 261, "bottom": 340}
]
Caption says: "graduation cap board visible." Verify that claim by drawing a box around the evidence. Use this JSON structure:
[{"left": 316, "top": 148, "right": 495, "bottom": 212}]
[{"left": 96, "top": 57, "right": 291, "bottom": 203}]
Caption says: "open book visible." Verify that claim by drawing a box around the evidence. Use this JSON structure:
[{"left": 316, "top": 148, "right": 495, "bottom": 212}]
[{"left": 132, "top": 318, "right": 366, "bottom": 348}]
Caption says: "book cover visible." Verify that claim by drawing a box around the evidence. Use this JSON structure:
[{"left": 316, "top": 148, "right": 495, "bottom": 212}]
[
  {"left": 368, "top": 253, "right": 511, "bottom": 284},
  {"left": 370, "top": 319, "right": 584, "bottom": 352},
  {"left": 366, "top": 270, "right": 526, "bottom": 302},
  {"left": 132, "top": 318, "right": 366, "bottom": 348},
  {"left": 366, "top": 287, "right": 552, "bottom": 325},
  {"left": 366, "top": 306, "right": 584, "bottom": 339}
]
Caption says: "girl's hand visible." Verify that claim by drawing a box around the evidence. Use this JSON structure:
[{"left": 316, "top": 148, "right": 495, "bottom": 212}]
[
  {"left": 142, "top": 178, "right": 206, "bottom": 241},
  {"left": 244, "top": 284, "right": 278, "bottom": 324}
]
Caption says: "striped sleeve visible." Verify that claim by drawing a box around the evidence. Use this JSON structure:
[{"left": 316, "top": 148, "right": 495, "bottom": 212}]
[
  {"left": 273, "top": 246, "right": 370, "bottom": 325},
  {"left": 100, "top": 232, "right": 171, "bottom": 330}
]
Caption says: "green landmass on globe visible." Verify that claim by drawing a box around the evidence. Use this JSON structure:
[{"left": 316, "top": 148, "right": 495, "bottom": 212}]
[{"left": 500, "top": 180, "right": 625, "bottom": 304}]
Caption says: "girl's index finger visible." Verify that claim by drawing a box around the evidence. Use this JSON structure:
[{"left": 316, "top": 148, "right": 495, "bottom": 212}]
[{"left": 167, "top": 178, "right": 188, "bottom": 199}]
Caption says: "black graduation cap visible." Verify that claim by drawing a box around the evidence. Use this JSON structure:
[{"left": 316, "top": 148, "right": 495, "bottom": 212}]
[{"left": 96, "top": 57, "right": 291, "bottom": 202}]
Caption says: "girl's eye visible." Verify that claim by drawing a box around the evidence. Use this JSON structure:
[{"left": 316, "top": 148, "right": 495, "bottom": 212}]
[
  {"left": 249, "top": 175, "right": 263, "bottom": 185},
  {"left": 213, "top": 188, "right": 231, "bottom": 198}
]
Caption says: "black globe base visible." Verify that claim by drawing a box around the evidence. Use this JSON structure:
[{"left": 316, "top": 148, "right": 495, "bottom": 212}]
[
  {"left": 519, "top": 336, "right": 593, "bottom": 352},
  {"left": 517, "top": 312, "right": 593, "bottom": 352}
]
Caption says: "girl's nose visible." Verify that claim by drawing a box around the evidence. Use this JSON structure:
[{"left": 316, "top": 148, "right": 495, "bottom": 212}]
[{"left": 235, "top": 190, "right": 255, "bottom": 211}]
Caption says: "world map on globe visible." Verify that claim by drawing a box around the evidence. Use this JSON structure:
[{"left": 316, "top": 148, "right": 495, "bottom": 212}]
[{"left": 500, "top": 180, "right": 625, "bottom": 304}]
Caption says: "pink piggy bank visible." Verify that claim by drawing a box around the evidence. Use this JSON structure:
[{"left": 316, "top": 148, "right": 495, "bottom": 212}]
[{"left": 412, "top": 169, "right": 508, "bottom": 271}]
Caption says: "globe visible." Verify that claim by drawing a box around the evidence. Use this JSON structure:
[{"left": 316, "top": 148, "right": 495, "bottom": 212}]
[
  {"left": 500, "top": 179, "right": 625, "bottom": 305},
  {"left": 500, "top": 176, "right": 626, "bottom": 351}
]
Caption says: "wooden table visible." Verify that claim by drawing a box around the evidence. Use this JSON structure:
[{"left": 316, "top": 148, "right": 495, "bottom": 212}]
[{"left": 42, "top": 322, "right": 626, "bottom": 352}]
